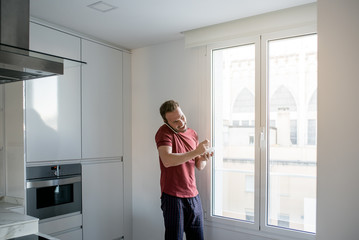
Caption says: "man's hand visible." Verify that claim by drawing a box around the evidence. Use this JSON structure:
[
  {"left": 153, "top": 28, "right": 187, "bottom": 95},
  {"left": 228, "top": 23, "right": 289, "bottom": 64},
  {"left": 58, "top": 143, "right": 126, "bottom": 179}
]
[
  {"left": 195, "top": 140, "right": 213, "bottom": 170},
  {"left": 195, "top": 139, "right": 210, "bottom": 156}
]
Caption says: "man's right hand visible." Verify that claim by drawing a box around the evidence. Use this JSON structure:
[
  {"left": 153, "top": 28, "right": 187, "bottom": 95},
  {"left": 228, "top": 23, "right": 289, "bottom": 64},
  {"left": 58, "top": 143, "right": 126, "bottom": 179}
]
[{"left": 196, "top": 139, "right": 210, "bottom": 155}]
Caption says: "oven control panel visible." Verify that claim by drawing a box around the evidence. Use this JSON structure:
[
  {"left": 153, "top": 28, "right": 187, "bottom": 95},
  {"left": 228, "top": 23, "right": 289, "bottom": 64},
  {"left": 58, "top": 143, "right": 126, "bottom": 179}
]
[{"left": 26, "top": 163, "right": 82, "bottom": 180}]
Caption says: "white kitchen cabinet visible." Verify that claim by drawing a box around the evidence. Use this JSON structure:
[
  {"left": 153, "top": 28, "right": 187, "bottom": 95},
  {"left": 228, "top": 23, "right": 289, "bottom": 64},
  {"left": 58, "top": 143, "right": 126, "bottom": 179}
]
[
  {"left": 39, "top": 213, "right": 82, "bottom": 240},
  {"left": 52, "top": 228, "right": 82, "bottom": 240},
  {"left": 0, "top": 86, "right": 4, "bottom": 197},
  {"left": 81, "top": 40, "right": 123, "bottom": 159},
  {"left": 26, "top": 23, "right": 81, "bottom": 162},
  {"left": 30, "top": 22, "right": 81, "bottom": 60},
  {"left": 4, "top": 82, "right": 24, "bottom": 198},
  {"left": 82, "top": 161, "right": 124, "bottom": 240}
]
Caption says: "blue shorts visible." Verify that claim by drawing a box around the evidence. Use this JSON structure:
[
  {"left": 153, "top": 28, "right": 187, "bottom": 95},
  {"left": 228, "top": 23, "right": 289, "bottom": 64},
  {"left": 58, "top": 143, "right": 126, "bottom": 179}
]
[{"left": 161, "top": 193, "right": 204, "bottom": 240}]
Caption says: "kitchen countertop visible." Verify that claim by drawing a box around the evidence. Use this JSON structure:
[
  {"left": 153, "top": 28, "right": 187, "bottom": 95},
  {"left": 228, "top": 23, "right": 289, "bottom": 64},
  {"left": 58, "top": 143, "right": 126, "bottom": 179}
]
[{"left": 0, "top": 200, "right": 39, "bottom": 239}]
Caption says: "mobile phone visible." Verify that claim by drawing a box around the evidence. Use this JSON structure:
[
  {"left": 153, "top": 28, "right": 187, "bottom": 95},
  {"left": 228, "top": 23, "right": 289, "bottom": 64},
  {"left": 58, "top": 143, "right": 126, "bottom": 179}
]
[{"left": 165, "top": 123, "right": 178, "bottom": 134}]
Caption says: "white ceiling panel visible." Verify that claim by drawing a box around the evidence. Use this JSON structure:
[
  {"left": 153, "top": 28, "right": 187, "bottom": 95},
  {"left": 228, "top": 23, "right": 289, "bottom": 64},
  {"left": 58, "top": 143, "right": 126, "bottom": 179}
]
[{"left": 30, "top": 0, "right": 316, "bottom": 50}]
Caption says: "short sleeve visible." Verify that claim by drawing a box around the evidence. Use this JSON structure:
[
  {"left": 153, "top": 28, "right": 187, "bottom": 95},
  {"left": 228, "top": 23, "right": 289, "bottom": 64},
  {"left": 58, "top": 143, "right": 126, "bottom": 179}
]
[{"left": 155, "top": 125, "right": 173, "bottom": 148}]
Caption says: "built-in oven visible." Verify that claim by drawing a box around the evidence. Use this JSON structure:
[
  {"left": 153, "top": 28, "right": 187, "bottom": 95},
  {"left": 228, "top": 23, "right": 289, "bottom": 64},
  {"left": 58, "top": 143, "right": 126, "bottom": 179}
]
[{"left": 26, "top": 164, "right": 82, "bottom": 220}]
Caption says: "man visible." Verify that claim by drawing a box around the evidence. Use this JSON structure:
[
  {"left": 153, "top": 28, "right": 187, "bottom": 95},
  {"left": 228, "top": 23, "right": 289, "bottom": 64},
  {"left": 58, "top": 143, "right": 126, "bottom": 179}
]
[{"left": 155, "top": 100, "right": 213, "bottom": 240}]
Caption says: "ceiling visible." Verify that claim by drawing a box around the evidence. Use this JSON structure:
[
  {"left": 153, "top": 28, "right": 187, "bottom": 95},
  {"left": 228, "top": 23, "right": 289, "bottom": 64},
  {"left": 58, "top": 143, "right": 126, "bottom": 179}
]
[{"left": 30, "top": 0, "right": 316, "bottom": 50}]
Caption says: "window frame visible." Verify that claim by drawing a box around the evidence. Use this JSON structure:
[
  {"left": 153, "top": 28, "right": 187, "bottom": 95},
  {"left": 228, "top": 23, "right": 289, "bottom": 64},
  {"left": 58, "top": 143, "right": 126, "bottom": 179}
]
[
  {"left": 202, "top": 25, "right": 317, "bottom": 240},
  {"left": 205, "top": 35, "right": 261, "bottom": 232}
]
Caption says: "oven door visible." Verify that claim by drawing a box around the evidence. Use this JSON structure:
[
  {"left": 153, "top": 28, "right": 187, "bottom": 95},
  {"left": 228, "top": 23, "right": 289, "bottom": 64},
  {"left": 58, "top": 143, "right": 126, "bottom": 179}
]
[{"left": 26, "top": 176, "right": 82, "bottom": 220}]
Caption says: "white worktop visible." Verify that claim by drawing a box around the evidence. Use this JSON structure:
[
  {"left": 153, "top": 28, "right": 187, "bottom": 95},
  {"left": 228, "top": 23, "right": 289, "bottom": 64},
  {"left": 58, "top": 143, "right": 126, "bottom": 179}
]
[
  {"left": 0, "top": 199, "right": 59, "bottom": 240},
  {"left": 0, "top": 201, "right": 38, "bottom": 239}
]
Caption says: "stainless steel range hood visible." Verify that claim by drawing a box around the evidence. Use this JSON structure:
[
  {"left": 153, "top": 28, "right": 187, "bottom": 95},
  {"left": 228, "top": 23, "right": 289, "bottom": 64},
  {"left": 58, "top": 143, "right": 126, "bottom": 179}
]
[{"left": 0, "top": 0, "right": 85, "bottom": 84}]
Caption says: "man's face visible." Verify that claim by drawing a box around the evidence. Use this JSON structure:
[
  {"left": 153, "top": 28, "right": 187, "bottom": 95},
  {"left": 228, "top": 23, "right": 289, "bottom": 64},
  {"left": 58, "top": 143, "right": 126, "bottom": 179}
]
[{"left": 165, "top": 107, "right": 187, "bottom": 133}]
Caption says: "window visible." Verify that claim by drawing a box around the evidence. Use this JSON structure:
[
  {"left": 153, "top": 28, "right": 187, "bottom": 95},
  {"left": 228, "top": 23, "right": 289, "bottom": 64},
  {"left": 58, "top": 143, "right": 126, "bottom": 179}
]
[
  {"left": 210, "top": 29, "right": 317, "bottom": 239},
  {"left": 307, "top": 119, "right": 316, "bottom": 145},
  {"left": 290, "top": 120, "right": 297, "bottom": 145},
  {"left": 212, "top": 43, "right": 256, "bottom": 222},
  {"left": 267, "top": 34, "right": 317, "bottom": 233},
  {"left": 246, "top": 209, "right": 254, "bottom": 222},
  {"left": 278, "top": 214, "right": 290, "bottom": 228},
  {"left": 245, "top": 175, "right": 254, "bottom": 192}
]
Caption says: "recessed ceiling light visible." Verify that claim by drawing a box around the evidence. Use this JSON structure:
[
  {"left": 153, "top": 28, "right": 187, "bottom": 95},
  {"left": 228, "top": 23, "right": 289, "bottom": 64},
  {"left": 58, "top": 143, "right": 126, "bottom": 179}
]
[{"left": 87, "top": 1, "right": 117, "bottom": 13}]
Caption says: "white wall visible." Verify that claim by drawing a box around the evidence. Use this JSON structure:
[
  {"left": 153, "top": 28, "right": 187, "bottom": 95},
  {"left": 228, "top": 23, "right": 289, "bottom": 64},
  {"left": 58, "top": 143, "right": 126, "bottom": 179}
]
[
  {"left": 317, "top": 0, "right": 359, "bottom": 239},
  {"left": 184, "top": 3, "right": 316, "bottom": 48}
]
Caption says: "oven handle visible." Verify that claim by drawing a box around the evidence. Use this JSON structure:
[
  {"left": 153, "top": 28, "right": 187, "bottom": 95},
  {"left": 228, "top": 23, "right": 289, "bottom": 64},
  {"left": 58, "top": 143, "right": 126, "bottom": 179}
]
[{"left": 26, "top": 176, "right": 81, "bottom": 189}]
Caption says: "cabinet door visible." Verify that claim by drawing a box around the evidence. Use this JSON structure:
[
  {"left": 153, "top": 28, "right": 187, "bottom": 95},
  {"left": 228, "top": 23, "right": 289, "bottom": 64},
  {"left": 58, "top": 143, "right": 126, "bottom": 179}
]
[
  {"left": 82, "top": 40, "right": 123, "bottom": 159},
  {"left": 0, "top": 86, "right": 4, "bottom": 197},
  {"left": 4, "top": 82, "right": 24, "bottom": 197},
  {"left": 82, "top": 161, "right": 124, "bottom": 240},
  {"left": 26, "top": 24, "right": 81, "bottom": 162},
  {"left": 30, "top": 22, "right": 80, "bottom": 60},
  {"left": 52, "top": 228, "right": 82, "bottom": 240}
]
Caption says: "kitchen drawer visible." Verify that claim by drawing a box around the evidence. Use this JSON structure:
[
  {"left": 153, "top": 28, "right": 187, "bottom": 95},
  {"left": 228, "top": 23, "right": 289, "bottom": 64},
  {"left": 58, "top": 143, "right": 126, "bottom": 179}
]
[{"left": 39, "top": 213, "right": 82, "bottom": 236}]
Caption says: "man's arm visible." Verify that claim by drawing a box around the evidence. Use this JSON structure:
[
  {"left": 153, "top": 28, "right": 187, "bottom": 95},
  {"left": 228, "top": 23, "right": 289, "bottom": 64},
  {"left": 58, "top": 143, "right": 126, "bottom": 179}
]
[{"left": 158, "top": 139, "right": 209, "bottom": 168}]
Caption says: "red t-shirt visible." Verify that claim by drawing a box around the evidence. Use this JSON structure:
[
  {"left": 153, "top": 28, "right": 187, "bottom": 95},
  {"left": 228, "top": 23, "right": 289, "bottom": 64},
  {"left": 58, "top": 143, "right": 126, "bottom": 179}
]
[{"left": 155, "top": 124, "right": 199, "bottom": 198}]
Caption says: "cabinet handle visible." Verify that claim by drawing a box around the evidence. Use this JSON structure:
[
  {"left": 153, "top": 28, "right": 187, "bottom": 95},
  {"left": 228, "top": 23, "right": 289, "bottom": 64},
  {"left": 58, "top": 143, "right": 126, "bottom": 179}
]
[{"left": 26, "top": 176, "right": 81, "bottom": 189}]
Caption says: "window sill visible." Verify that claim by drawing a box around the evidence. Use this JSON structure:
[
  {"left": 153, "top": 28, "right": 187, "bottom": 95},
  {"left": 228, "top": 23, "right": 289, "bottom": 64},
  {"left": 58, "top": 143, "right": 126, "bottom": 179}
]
[{"left": 204, "top": 218, "right": 315, "bottom": 240}]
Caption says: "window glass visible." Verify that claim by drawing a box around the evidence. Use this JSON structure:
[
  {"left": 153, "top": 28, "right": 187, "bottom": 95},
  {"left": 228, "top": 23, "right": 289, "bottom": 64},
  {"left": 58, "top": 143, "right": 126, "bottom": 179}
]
[
  {"left": 267, "top": 34, "right": 317, "bottom": 233},
  {"left": 212, "top": 44, "right": 255, "bottom": 221}
]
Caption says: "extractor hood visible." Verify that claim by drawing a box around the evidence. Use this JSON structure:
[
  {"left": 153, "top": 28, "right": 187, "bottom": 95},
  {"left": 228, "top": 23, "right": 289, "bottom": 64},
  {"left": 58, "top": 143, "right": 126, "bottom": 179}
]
[{"left": 0, "top": 0, "right": 85, "bottom": 84}]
